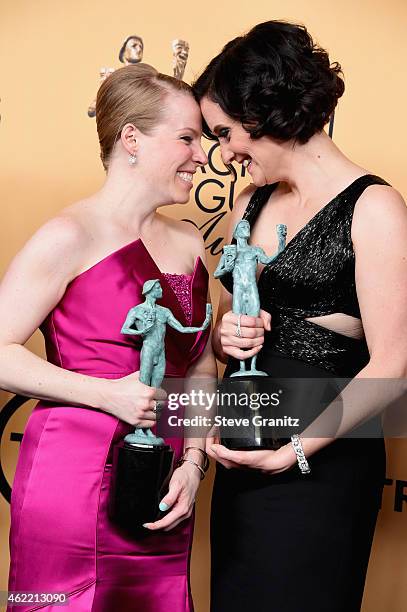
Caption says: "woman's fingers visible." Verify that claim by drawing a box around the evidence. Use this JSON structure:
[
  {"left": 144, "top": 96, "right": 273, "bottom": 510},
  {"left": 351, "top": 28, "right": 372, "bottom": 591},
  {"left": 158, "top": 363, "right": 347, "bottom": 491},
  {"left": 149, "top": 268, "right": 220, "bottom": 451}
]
[
  {"left": 219, "top": 310, "right": 272, "bottom": 357},
  {"left": 223, "top": 312, "right": 264, "bottom": 328},
  {"left": 144, "top": 474, "right": 194, "bottom": 531},
  {"left": 210, "top": 444, "right": 258, "bottom": 470},
  {"left": 158, "top": 479, "right": 182, "bottom": 512},
  {"left": 223, "top": 322, "right": 264, "bottom": 338},
  {"left": 223, "top": 345, "right": 262, "bottom": 360},
  {"left": 221, "top": 313, "right": 266, "bottom": 352},
  {"left": 137, "top": 419, "right": 156, "bottom": 429},
  {"left": 222, "top": 335, "right": 263, "bottom": 348},
  {"left": 144, "top": 504, "right": 187, "bottom": 531},
  {"left": 206, "top": 437, "right": 218, "bottom": 459},
  {"left": 153, "top": 387, "right": 167, "bottom": 401},
  {"left": 259, "top": 309, "right": 272, "bottom": 331}
]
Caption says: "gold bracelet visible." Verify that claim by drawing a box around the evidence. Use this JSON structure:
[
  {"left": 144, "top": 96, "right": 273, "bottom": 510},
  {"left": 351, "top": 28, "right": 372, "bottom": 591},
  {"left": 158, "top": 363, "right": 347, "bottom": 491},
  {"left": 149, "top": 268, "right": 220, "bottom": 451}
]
[
  {"left": 177, "top": 458, "right": 206, "bottom": 480},
  {"left": 183, "top": 446, "right": 209, "bottom": 472}
]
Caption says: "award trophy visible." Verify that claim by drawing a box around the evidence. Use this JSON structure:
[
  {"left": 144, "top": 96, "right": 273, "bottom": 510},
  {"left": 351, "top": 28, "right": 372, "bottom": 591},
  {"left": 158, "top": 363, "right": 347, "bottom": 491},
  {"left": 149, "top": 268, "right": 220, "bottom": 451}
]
[
  {"left": 214, "top": 220, "right": 287, "bottom": 450},
  {"left": 109, "top": 279, "right": 212, "bottom": 533},
  {"left": 172, "top": 39, "right": 189, "bottom": 80}
]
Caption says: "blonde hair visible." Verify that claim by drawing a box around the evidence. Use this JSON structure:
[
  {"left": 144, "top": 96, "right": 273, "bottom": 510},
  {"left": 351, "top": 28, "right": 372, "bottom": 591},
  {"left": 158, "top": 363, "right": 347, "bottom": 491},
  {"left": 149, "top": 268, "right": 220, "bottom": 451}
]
[{"left": 96, "top": 63, "right": 192, "bottom": 170}]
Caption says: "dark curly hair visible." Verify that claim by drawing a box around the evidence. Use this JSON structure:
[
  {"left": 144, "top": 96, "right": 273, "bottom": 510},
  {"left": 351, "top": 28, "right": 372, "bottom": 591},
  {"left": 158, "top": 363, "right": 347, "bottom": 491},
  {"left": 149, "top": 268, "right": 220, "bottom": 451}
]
[{"left": 193, "top": 20, "right": 344, "bottom": 143}]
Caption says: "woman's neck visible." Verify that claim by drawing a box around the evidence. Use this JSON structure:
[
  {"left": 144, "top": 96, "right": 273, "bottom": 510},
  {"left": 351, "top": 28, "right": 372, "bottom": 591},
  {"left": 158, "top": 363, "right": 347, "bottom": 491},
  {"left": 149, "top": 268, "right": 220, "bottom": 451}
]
[
  {"left": 275, "top": 131, "right": 368, "bottom": 207},
  {"left": 89, "top": 166, "right": 160, "bottom": 236}
]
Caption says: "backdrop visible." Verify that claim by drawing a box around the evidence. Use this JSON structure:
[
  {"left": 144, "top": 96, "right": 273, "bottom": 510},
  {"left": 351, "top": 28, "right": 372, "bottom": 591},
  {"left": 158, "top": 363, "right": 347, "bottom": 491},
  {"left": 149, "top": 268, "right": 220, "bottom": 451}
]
[{"left": 1, "top": 1, "right": 406, "bottom": 610}]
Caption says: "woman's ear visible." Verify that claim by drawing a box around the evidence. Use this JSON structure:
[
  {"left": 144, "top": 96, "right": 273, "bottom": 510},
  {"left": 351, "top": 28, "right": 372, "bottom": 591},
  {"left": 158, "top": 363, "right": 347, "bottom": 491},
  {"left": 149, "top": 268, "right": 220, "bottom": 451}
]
[{"left": 120, "top": 123, "right": 140, "bottom": 155}]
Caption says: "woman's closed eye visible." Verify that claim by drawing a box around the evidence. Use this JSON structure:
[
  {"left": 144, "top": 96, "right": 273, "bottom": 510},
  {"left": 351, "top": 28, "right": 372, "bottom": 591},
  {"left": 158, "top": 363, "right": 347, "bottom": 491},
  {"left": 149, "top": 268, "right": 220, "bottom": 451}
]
[
  {"left": 217, "top": 128, "right": 230, "bottom": 142},
  {"left": 180, "top": 135, "right": 193, "bottom": 144}
]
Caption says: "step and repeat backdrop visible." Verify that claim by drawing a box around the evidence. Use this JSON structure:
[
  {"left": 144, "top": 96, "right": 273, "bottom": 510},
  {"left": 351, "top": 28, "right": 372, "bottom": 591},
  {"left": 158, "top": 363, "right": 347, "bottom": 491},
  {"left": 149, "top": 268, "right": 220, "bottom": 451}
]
[{"left": 1, "top": 1, "right": 406, "bottom": 610}]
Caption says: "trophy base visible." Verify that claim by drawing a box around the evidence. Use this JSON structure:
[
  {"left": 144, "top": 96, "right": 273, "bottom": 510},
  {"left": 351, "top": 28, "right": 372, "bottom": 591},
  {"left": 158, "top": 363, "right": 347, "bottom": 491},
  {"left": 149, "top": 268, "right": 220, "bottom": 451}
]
[
  {"left": 230, "top": 369, "right": 268, "bottom": 377},
  {"left": 218, "top": 374, "right": 342, "bottom": 451},
  {"left": 124, "top": 429, "right": 165, "bottom": 446},
  {"left": 218, "top": 375, "right": 285, "bottom": 451},
  {"left": 109, "top": 440, "right": 174, "bottom": 534}
]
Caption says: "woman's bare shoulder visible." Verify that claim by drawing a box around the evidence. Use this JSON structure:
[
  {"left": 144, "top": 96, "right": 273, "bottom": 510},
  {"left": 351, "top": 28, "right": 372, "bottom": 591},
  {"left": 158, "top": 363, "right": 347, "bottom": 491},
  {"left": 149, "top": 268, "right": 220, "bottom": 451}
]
[
  {"left": 12, "top": 205, "right": 91, "bottom": 282},
  {"left": 352, "top": 183, "right": 407, "bottom": 239}
]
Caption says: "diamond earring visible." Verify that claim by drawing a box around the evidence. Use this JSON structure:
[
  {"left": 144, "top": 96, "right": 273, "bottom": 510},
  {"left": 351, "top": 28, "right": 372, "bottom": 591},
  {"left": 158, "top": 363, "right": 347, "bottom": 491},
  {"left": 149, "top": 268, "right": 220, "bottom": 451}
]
[
  {"left": 128, "top": 151, "right": 137, "bottom": 165},
  {"left": 128, "top": 137, "right": 138, "bottom": 165}
]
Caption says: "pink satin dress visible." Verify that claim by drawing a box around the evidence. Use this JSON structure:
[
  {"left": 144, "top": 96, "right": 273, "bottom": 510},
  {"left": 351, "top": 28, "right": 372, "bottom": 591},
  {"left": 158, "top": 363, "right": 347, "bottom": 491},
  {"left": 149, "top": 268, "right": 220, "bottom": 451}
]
[{"left": 7, "top": 239, "right": 210, "bottom": 612}]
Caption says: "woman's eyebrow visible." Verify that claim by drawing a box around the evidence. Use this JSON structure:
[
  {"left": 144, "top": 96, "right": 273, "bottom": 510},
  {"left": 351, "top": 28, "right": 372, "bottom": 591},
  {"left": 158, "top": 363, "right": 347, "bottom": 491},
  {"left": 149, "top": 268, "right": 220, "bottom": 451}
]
[{"left": 176, "top": 127, "right": 200, "bottom": 136}]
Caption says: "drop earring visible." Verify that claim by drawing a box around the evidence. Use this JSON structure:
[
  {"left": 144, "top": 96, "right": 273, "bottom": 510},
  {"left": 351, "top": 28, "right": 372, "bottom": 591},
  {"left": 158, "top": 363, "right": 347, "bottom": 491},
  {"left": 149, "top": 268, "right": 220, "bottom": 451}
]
[
  {"left": 128, "top": 151, "right": 137, "bottom": 165},
  {"left": 128, "top": 137, "right": 138, "bottom": 165}
]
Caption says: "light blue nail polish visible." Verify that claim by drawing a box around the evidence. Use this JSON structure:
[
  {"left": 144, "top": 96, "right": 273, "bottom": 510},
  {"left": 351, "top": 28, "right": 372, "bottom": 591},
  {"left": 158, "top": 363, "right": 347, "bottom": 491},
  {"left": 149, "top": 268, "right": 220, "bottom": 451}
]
[{"left": 159, "top": 501, "right": 169, "bottom": 511}]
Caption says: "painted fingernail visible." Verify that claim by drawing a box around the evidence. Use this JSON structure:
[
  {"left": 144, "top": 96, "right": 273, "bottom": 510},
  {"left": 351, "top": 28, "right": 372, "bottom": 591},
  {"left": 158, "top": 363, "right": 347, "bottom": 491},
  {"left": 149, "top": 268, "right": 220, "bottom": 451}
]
[
  {"left": 142, "top": 523, "right": 151, "bottom": 528},
  {"left": 159, "top": 501, "right": 169, "bottom": 511}
]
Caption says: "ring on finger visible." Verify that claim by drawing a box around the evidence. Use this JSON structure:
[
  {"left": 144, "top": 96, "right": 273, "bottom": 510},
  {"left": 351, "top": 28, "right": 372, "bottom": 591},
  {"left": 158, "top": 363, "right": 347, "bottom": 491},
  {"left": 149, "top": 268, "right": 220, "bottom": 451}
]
[
  {"left": 153, "top": 400, "right": 164, "bottom": 414},
  {"left": 235, "top": 314, "right": 242, "bottom": 338}
]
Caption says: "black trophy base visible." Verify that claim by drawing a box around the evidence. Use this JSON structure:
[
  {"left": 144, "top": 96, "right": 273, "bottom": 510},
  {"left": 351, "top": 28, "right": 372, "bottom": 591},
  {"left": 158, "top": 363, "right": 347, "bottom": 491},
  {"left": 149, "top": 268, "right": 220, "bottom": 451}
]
[
  {"left": 109, "top": 440, "right": 174, "bottom": 534},
  {"left": 218, "top": 373, "right": 341, "bottom": 451},
  {"left": 218, "top": 375, "right": 287, "bottom": 451}
]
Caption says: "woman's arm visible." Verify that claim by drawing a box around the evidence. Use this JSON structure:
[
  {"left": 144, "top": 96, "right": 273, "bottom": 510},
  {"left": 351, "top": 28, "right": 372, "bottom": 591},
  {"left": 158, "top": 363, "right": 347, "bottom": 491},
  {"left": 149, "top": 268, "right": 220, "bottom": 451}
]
[
  {"left": 0, "top": 216, "right": 160, "bottom": 428},
  {"left": 0, "top": 217, "right": 99, "bottom": 404},
  {"left": 300, "top": 183, "right": 407, "bottom": 455}
]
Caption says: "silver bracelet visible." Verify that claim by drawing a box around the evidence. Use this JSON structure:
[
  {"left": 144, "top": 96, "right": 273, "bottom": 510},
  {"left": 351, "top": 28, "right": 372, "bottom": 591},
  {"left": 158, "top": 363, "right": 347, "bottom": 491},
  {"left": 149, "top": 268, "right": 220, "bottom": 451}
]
[
  {"left": 177, "top": 458, "right": 206, "bottom": 480},
  {"left": 291, "top": 434, "right": 311, "bottom": 475}
]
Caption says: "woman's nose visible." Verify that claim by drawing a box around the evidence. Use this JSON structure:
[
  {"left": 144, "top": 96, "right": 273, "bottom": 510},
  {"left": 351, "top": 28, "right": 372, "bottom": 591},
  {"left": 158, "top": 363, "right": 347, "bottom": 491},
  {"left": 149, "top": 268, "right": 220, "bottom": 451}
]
[
  {"left": 193, "top": 144, "right": 208, "bottom": 167},
  {"left": 220, "top": 144, "right": 234, "bottom": 165}
]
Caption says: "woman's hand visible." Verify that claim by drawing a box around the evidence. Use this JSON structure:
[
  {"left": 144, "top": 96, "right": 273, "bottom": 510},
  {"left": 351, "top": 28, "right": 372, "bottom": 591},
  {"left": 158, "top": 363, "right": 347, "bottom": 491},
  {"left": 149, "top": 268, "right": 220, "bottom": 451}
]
[
  {"left": 143, "top": 461, "right": 201, "bottom": 531},
  {"left": 104, "top": 371, "right": 166, "bottom": 427},
  {"left": 218, "top": 309, "right": 271, "bottom": 361},
  {"left": 208, "top": 439, "right": 297, "bottom": 475}
]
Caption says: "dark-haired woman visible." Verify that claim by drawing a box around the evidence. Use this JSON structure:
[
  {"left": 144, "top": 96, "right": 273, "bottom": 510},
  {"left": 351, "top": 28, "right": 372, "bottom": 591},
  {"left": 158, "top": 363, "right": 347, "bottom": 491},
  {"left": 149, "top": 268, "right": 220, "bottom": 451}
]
[{"left": 193, "top": 20, "right": 407, "bottom": 612}]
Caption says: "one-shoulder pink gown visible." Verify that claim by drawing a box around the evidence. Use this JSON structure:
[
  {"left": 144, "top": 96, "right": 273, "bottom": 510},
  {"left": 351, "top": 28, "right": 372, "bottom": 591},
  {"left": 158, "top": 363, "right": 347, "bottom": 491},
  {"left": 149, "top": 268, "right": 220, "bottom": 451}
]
[{"left": 7, "top": 239, "right": 210, "bottom": 612}]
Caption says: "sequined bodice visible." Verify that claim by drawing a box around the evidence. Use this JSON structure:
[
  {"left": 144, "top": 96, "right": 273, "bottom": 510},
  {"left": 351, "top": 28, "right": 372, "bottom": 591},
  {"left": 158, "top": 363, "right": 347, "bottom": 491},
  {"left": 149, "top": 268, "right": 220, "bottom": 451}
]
[
  {"left": 220, "top": 174, "right": 390, "bottom": 376},
  {"left": 162, "top": 273, "right": 193, "bottom": 324}
]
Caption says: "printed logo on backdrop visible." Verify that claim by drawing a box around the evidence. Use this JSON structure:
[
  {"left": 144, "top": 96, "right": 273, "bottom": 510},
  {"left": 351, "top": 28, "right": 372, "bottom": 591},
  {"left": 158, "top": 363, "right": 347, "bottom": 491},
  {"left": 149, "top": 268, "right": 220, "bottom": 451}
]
[
  {"left": 0, "top": 395, "right": 28, "bottom": 503},
  {"left": 188, "top": 143, "right": 248, "bottom": 256}
]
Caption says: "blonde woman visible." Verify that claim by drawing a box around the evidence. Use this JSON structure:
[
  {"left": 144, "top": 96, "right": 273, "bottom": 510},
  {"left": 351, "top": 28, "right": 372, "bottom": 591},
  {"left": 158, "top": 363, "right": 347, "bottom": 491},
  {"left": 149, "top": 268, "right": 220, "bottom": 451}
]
[{"left": 3, "top": 64, "right": 215, "bottom": 611}]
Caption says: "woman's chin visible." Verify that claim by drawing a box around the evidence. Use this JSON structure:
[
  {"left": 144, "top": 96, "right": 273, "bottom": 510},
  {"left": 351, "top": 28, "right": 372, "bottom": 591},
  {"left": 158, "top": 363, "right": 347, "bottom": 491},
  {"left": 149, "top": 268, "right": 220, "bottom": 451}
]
[
  {"left": 177, "top": 191, "right": 191, "bottom": 205},
  {"left": 252, "top": 176, "right": 267, "bottom": 187}
]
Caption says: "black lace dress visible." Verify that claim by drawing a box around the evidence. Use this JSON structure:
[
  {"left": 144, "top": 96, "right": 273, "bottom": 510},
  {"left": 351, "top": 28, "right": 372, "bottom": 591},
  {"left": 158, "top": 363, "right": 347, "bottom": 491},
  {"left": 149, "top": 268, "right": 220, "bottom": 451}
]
[{"left": 211, "top": 175, "right": 388, "bottom": 612}]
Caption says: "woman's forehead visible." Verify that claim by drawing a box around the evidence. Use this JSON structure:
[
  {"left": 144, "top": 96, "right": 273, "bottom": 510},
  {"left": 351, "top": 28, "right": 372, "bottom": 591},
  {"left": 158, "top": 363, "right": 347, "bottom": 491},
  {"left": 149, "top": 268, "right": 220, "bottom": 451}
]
[
  {"left": 160, "top": 93, "right": 201, "bottom": 127},
  {"left": 200, "top": 97, "right": 232, "bottom": 127}
]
